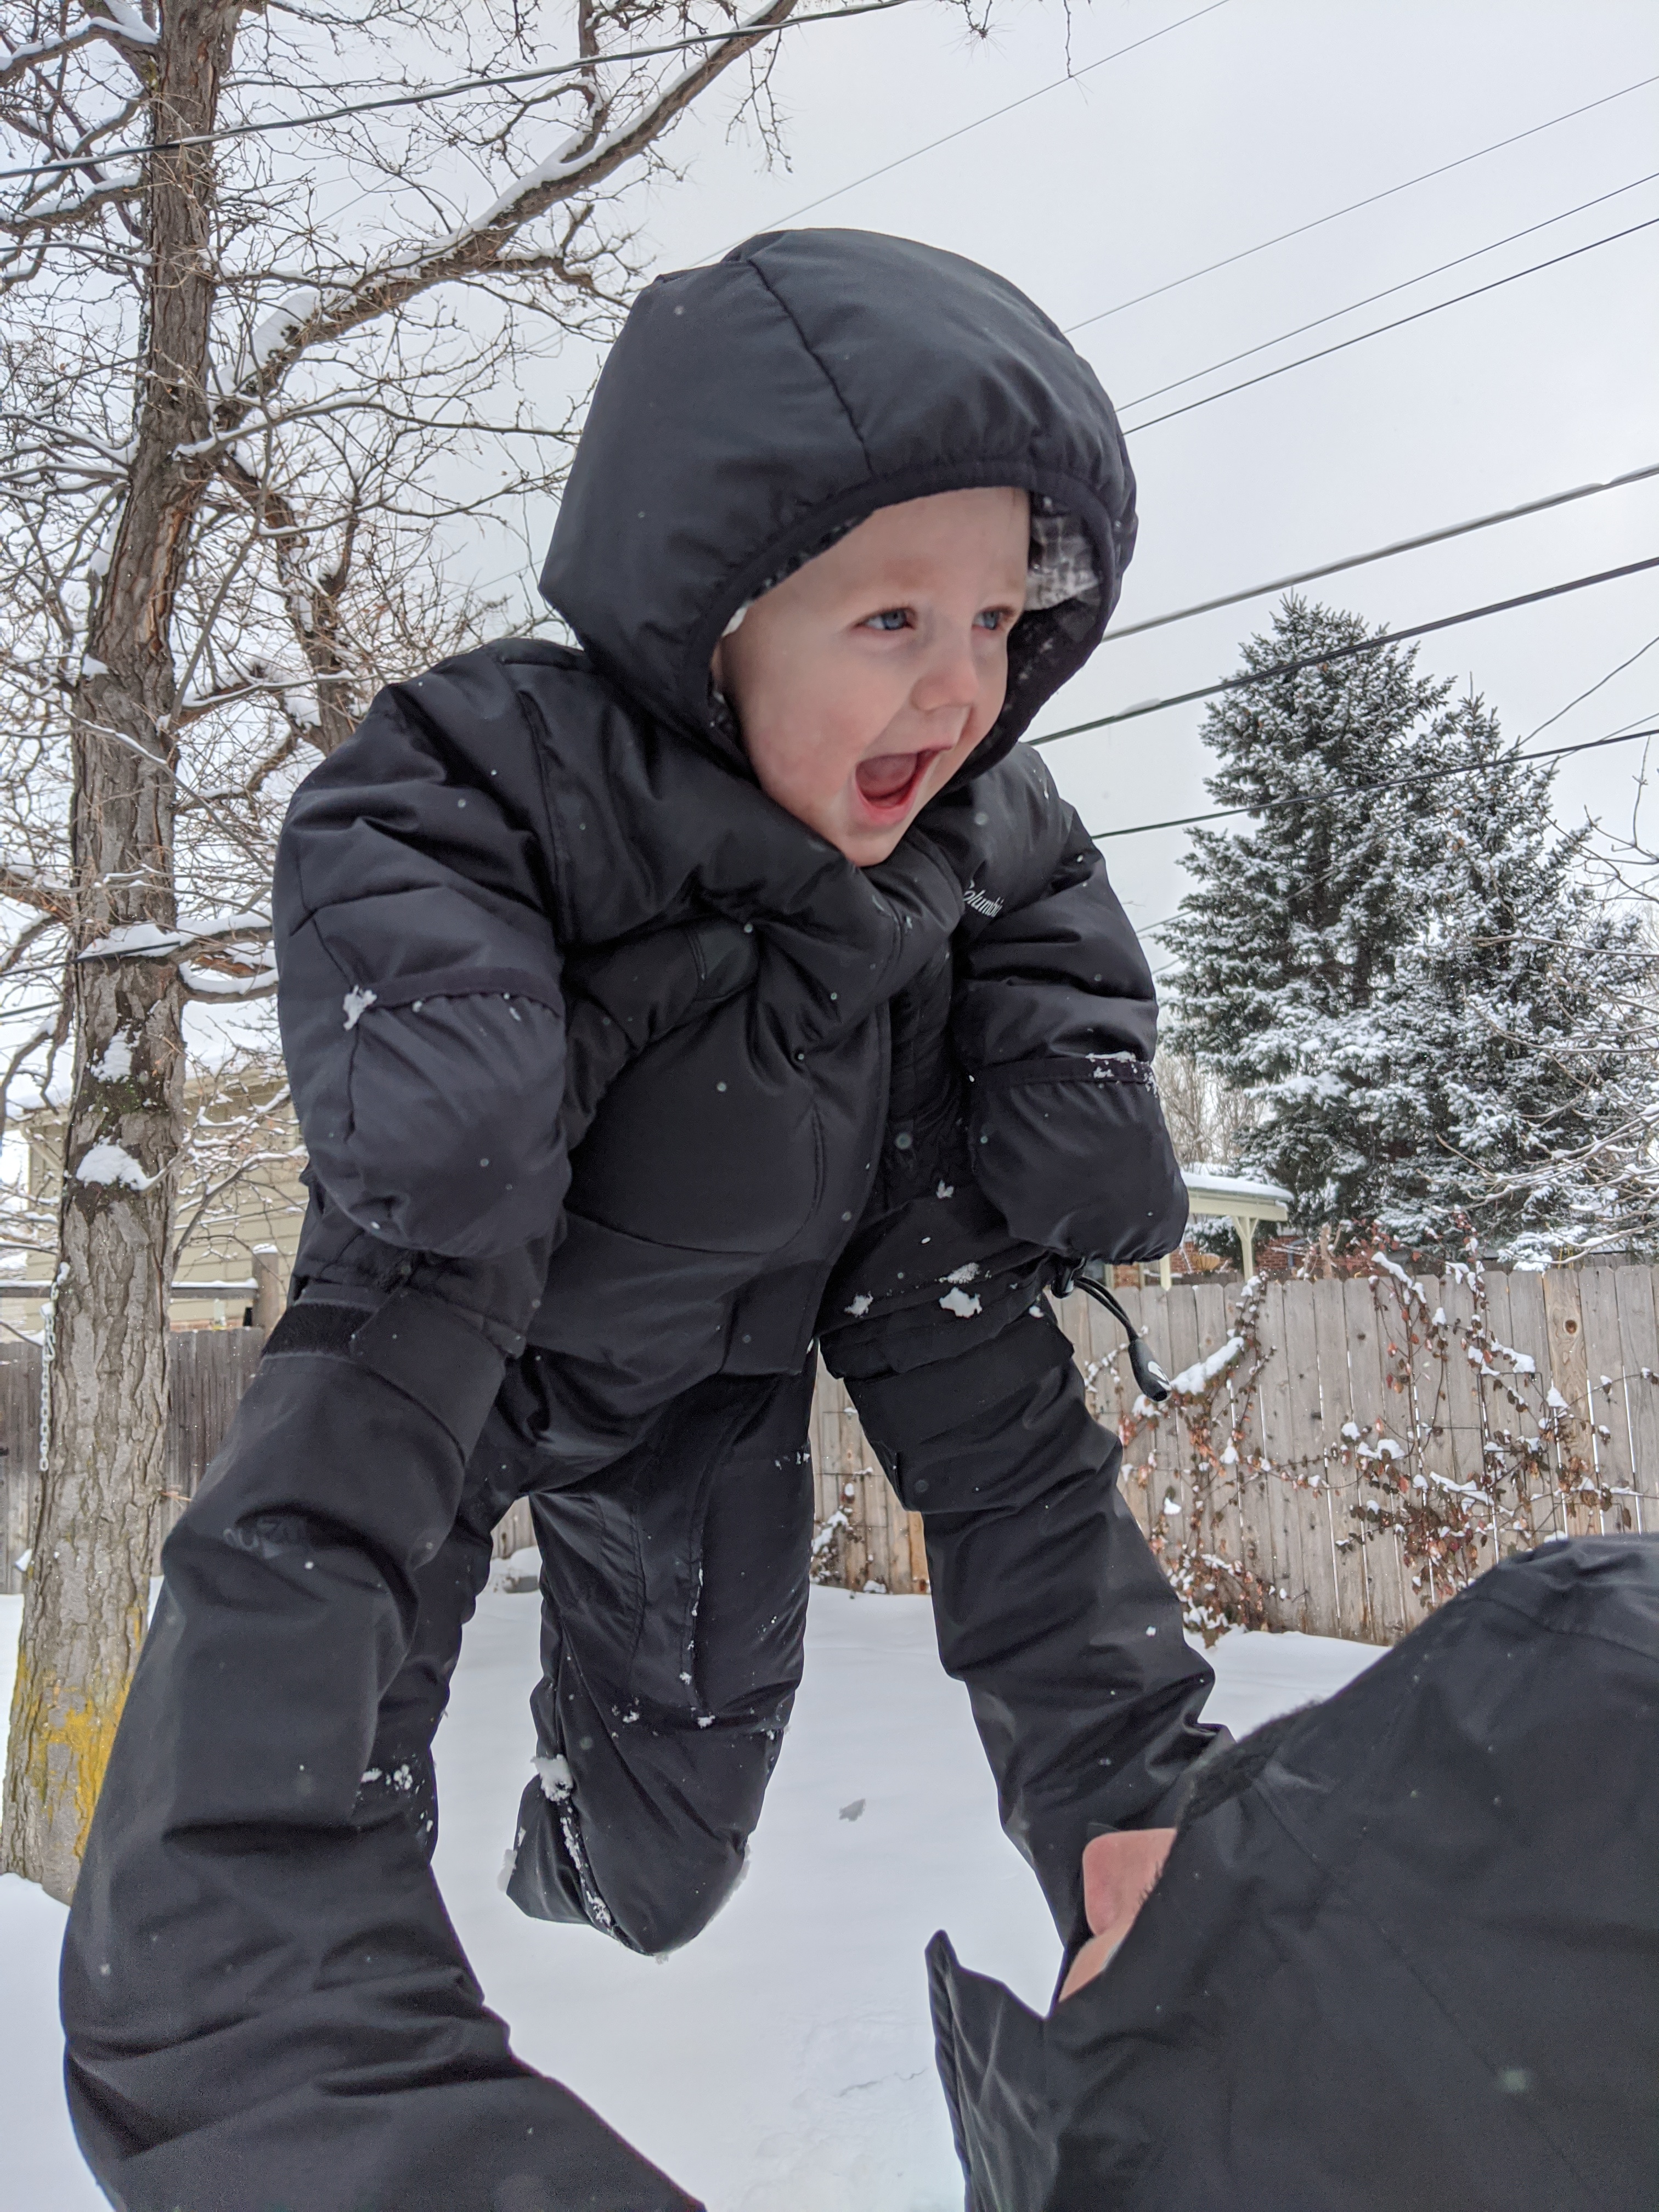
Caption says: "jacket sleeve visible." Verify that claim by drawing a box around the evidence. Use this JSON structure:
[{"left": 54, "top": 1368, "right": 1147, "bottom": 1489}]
[
  {"left": 275, "top": 658, "right": 570, "bottom": 1260},
  {"left": 953, "top": 812, "right": 1188, "bottom": 1262}
]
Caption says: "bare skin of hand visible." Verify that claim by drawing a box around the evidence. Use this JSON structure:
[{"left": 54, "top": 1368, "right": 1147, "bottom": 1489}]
[{"left": 1056, "top": 1827, "right": 1178, "bottom": 2003}]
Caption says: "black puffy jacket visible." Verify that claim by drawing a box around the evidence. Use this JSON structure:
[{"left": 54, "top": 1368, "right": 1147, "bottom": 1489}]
[
  {"left": 930, "top": 1536, "right": 1659, "bottom": 2212},
  {"left": 275, "top": 227, "right": 1186, "bottom": 1466}
]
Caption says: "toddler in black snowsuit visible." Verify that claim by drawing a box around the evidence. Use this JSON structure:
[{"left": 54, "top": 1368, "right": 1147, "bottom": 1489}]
[{"left": 64, "top": 229, "right": 1215, "bottom": 2212}]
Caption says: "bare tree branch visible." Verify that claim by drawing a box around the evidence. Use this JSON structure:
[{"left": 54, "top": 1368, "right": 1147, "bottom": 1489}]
[
  {"left": 0, "top": 12, "right": 150, "bottom": 94},
  {"left": 220, "top": 0, "right": 802, "bottom": 416},
  {"left": 0, "top": 862, "right": 74, "bottom": 920}
]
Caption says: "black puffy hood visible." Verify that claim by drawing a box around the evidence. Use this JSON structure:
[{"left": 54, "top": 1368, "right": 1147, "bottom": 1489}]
[{"left": 540, "top": 227, "right": 1136, "bottom": 770}]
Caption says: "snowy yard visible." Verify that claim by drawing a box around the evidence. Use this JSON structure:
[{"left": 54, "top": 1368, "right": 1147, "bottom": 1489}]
[{"left": 0, "top": 1588, "right": 1380, "bottom": 2211}]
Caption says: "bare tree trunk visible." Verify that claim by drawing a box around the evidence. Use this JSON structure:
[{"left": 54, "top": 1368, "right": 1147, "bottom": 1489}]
[{"left": 1, "top": 1, "right": 235, "bottom": 1902}]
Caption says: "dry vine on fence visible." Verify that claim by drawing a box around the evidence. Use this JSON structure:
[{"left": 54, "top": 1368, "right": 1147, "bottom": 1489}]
[{"left": 1108, "top": 1239, "right": 1613, "bottom": 1643}]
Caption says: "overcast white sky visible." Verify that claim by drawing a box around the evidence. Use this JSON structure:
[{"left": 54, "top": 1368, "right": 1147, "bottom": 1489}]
[{"left": 518, "top": 0, "right": 1659, "bottom": 960}]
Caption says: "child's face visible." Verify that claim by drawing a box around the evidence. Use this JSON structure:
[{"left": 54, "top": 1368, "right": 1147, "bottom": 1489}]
[{"left": 713, "top": 487, "right": 1030, "bottom": 867}]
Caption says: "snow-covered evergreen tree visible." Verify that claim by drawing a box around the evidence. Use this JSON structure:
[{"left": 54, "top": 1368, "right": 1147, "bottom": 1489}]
[
  {"left": 1372, "top": 693, "right": 1651, "bottom": 1256},
  {"left": 1161, "top": 599, "right": 1455, "bottom": 1224},
  {"left": 1162, "top": 599, "right": 1656, "bottom": 1257}
]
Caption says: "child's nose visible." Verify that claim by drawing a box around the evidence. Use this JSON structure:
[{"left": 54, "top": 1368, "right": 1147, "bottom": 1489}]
[{"left": 910, "top": 628, "right": 982, "bottom": 719}]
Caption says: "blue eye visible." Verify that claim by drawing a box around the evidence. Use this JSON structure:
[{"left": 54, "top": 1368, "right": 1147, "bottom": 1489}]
[
  {"left": 976, "top": 608, "right": 1011, "bottom": 631},
  {"left": 864, "top": 608, "right": 910, "bottom": 631}
]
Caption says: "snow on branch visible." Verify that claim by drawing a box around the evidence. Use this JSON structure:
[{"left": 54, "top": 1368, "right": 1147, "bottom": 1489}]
[
  {"left": 76, "top": 910, "right": 272, "bottom": 962},
  {"left": 0, "top": 5, "right": 155, "bottom": 107},
  {"left": 72, "top": 917, "right": 285, "bottom": 1003},
  {"left": 0, "top": 18, "right": 109, "bottom": 87},
  {"left": 178, "top": 959, "right": 278, "bottom": 1000},
  {"left": 0, "top": 862, "right": 74, "bottom": 922},
  {"left": 1, "top": 169, "right": 145, "bottom": 244},
  {"left": 84, "top": 0, "right": 159, "bottom": 49}
]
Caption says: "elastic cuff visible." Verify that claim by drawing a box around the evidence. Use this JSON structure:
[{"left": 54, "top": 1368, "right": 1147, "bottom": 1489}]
[
  {"left": 1107, "top": 1726, "right": 1235, "bottom": 1833},
  {"left": 265, "top": 1290, "right": 507, "bottom": 1455}
]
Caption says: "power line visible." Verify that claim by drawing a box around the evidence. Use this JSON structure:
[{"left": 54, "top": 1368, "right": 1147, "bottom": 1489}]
[
  {"left": 706, "top": 0, "right": 1232, "bottom": 250},
  {"left": 1064, "top": 70, "right": 1659, "bottom": 335},
  {"left": 1089, "top": 725, "right": 1659, "bottom": 842},
  {"left": 725, "top": 55, "right": 1659, "bottom": 318},
  {"left": 1104, "top": 462, "right": 1659, "bottom": 644},
  {"left": 0, "top": 0, "right": 915, "bottom": 188},
  {"left": 1118, "top": 212, "right": 1659, "bottom": 435},
  {"left": 1030, "top": 553, "right": 1659, "bottom": 747},
  {"left": 1109, "top": 167, "right": 1659, "bottom": 416}
]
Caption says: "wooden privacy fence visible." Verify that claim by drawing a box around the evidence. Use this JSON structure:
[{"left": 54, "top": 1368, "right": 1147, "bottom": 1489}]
[
  {"left": 810, "top": 1258, "right": 1659, "bottom": 1644},
  {"left": 4, "top": 1262, "right": 1657, "bottom": 1643},
  {"left": 1, "top": 1328, "right": 264, "bottom": 1596}
]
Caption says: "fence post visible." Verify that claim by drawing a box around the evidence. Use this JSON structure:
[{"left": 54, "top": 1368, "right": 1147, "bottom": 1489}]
[{"left": 251, "top": 1245, "right": 285, "bottom": 1338}]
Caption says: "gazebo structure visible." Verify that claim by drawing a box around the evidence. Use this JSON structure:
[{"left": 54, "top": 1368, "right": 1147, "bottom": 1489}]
[{"left": 1156, "top": 1169, "right": 1294, "bottom": 1287}]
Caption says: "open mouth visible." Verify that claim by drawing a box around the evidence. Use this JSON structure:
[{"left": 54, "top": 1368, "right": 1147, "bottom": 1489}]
[{"left": 854, "top": 750, "right": 934, "bottom": 820}]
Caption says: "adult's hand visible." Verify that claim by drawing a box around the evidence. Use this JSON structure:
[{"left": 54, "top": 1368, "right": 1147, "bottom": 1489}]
[{"left": 1057, "top": 1826, "right": 1177, "bottom": 2002}]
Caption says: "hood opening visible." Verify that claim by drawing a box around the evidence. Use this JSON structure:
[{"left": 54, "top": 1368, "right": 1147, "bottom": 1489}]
[{"left": 704, "top": 490, "right": 1108, "bottom": 792}]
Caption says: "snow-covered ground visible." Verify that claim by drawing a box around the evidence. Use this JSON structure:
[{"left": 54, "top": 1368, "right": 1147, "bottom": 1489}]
[{"left": 0, "top": 1588, "right": 1380, "bottom": 2211}]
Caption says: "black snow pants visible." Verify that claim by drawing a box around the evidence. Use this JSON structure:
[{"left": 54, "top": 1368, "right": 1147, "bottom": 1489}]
[
  {"left": 843, "top": 1305, "right": 1218, "bottom": 1940},
  {"left": 62, "top": 1284, "right": 1211, "bottom": 2211},
  {"left": 437, "top": 1358, "right": 821, "bottom": 1960}
]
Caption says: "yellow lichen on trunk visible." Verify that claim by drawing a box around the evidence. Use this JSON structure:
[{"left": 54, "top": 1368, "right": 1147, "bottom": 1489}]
[
  {"left": 6, "top": 1615, "right": 140, "bottom": 1873},
  {"left": 3, "top": 1243, "right": 170, "bottom": 1901}
]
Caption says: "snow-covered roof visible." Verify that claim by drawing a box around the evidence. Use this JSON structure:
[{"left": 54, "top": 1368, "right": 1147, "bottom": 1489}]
[{"left": 1181, "top": 1170, "right": 1293, "bottom": 1217}]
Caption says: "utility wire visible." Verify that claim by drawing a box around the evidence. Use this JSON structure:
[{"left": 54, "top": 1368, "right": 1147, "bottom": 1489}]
[
  {"left": 706, "top": 0, "right": 1232, "bottom": 250},
  {"left": 706, "top": 56, "right": 1659, "bottom": 314},
  {"left": 0, "top": 0, "right": 915, "bottom": 187},
  {"left": 1119, "top": 212, "right": 1659, "bottom": 434},
  {"left": 444, "top": 472, "right": 1659, "bottom": 690},
  {"left": 1030, "top": 554, "right": 1659, "bottom": 747},
  {"left": 1110, "top": 167, "right": 1659, "bottom": 415},
  {"left": 1105, "top": 462, "right": 1659, "bottom": 644},
  {"left": 1089, "top": 724, "right": 1659, "bottom": 842},
  {"left": 1064, "top": 69, "right": 1659, "bottom": 335}
]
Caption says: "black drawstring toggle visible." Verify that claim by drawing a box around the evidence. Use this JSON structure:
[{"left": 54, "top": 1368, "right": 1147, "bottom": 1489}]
[{"left": 1059, "top": 1260, "right": 1172, "bottom": 1404}]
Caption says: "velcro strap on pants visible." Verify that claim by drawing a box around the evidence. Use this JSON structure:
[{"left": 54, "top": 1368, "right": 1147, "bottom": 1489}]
[{"left": 266, "top": 1290, "right": 505, "bottom": 1454}]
